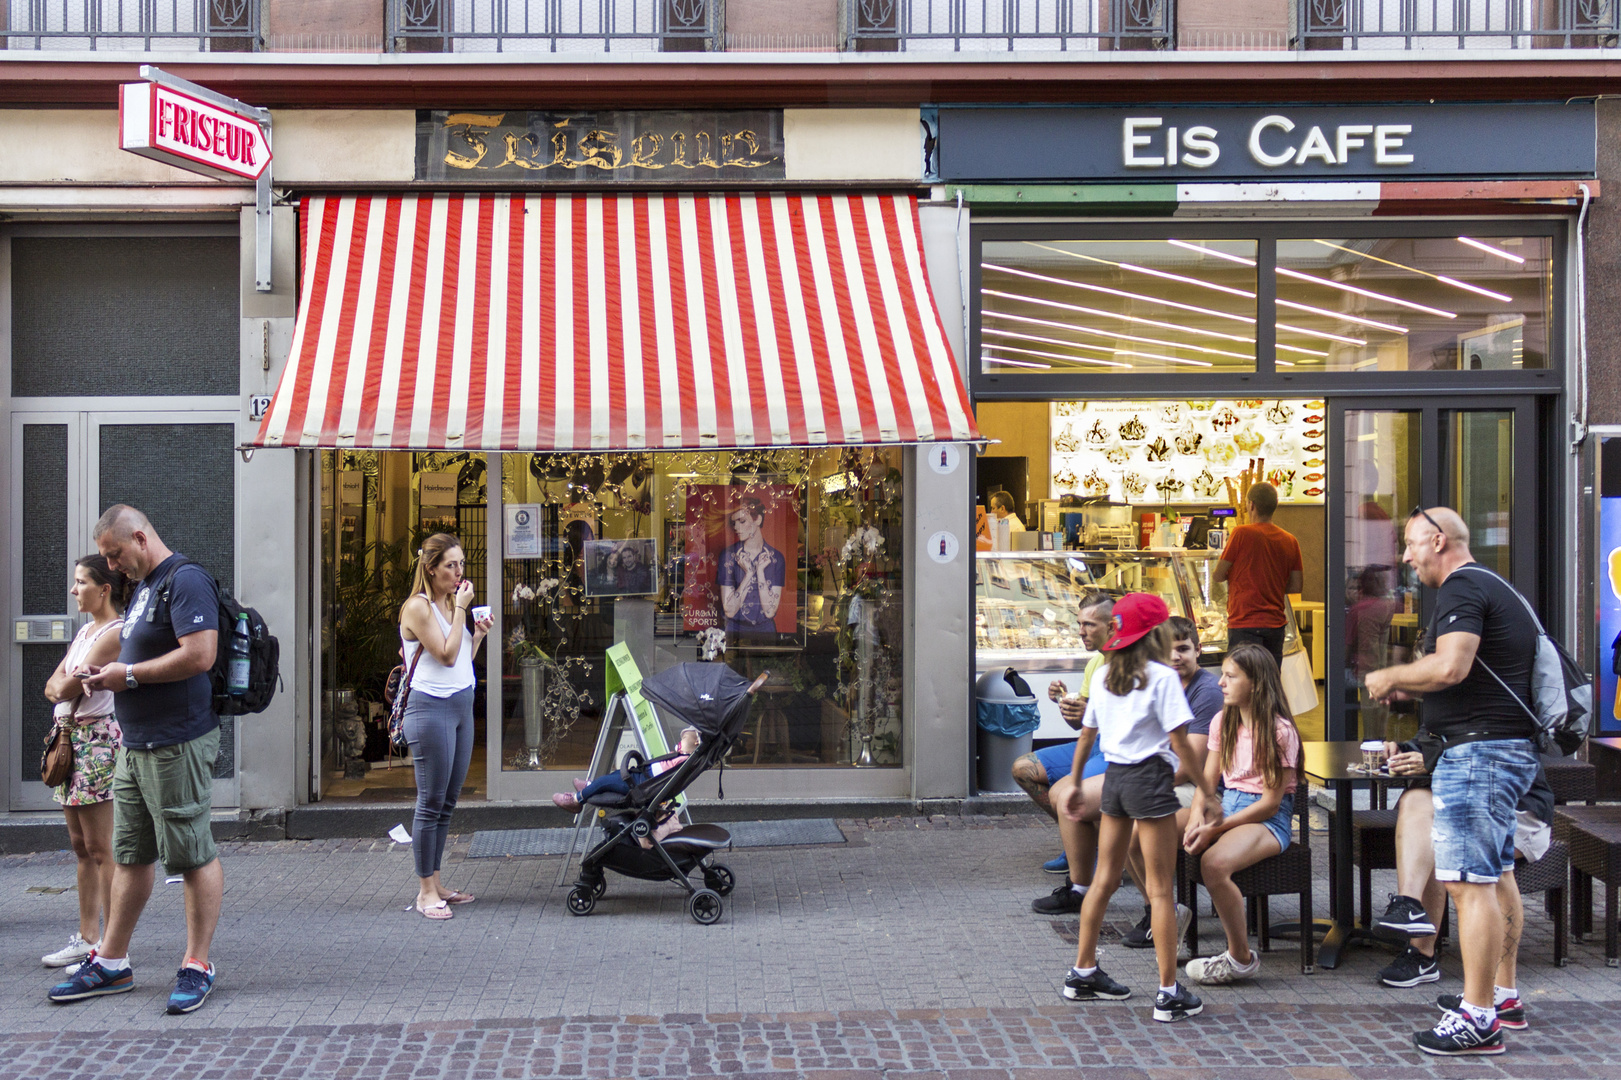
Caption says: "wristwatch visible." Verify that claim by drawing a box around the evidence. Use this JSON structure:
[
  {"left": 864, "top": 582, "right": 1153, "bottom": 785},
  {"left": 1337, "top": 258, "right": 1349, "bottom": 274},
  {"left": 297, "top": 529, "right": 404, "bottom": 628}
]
[{"left": 125, "top": 665, "right": 139, "bottom": 690}]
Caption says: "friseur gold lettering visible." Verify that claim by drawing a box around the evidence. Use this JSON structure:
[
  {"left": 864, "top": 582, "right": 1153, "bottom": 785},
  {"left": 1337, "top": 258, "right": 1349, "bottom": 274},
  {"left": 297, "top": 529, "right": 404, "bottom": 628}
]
[{"left": 436, "top": 111, "right": 781, "bottom": 176}]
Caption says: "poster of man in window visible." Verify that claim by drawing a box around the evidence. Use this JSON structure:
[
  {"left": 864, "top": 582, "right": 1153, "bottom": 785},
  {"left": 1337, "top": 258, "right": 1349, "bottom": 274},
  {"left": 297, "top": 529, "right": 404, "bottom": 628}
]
[{"left": 681, "top": 483, "right": 801, "bottom": 647}]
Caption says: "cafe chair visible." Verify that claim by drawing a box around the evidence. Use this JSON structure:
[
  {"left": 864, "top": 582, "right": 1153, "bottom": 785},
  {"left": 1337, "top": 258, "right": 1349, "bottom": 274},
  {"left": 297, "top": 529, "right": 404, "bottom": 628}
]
[{"left": 1179, "top": 791, "right": 1315, "bottom": 974}]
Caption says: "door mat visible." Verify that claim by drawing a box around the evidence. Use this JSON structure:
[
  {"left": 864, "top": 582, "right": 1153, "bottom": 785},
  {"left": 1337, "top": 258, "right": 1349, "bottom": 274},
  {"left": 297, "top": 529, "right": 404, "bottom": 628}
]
[{"left": 467, "top": 818, "right": 846, "bottom": 859}]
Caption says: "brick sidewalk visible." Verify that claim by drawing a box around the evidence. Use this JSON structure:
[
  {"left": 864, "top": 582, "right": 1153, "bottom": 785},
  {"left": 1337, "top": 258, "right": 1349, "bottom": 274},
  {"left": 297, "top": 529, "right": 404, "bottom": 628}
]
[{"left": 0, "top": 814, "right": 1614, "bottom": 1077}]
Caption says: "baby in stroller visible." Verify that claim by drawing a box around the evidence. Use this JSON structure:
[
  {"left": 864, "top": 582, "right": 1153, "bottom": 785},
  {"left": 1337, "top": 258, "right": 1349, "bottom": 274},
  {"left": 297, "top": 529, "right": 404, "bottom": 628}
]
[{"left": 551, "top": 726, "right": 700, "bottom": 813}]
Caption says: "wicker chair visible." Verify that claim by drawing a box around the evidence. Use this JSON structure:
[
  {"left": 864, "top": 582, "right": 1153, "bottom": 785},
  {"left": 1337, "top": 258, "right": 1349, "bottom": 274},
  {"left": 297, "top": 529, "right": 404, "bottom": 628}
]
[{"left": 1178, "top": 789, "right": 1315, "bottom": 974}]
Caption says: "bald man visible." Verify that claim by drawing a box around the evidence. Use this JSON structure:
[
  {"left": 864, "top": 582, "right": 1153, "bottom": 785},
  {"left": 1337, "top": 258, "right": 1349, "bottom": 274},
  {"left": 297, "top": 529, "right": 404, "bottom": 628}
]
[
  {"left": 1364, "top": 507, "right": 1542, "bottom": 1058},
  {"left": 54, "top": 505, "right": 224, "bottom": 1016}
]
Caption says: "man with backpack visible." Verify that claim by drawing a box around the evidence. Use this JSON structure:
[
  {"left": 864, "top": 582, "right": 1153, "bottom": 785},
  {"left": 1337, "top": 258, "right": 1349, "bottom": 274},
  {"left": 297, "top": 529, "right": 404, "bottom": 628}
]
[
  {"left": 53, "top": 505, "right": 224, "bottom": 1015},
  {"left": 1365, "top": 506, "right": 1543, "bottom": 1058}
]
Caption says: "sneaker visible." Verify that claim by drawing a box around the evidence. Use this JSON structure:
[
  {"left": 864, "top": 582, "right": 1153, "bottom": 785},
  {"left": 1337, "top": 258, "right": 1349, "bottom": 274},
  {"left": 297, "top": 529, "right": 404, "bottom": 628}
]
[
  {"left": 1032, "top": 883, "right": 1086, "bottom": 915},
  {"left": 1185, "top": 949, "right": 1261, "bottom": 986},
  {"left": 1120, "top": 904, "right": 1193, "bottom": 952},
  {"left": 1376, "top": 894, "right": 1436, "bottom": 939},
  {"left": 48, "top": 956, "right": 134, "bottom": 1002},
  {"left": 166, "top": 963, "right": 216, "bottom": 1015},
  {"left": 1378, "top": 946, "right": 1440, "bottom": 988},
  {"left": 1413, "top": 1010, "right": 1505, "bottom": 1056},
  {"left": 1043, "top": 853, "right": 1070, "bottom": 875},
  {"left": 42, "top": 933, "right": 94, "bottom": 969},
  {"left": 1152, "top": 982, "right": 1204, "bottom": 1023},
  {"left": 1439, "top": 993, "right": 1526, "bottom": 1031},
  {"left": 1062, "top": 966, "right": 1132, "bottom": 1001}
]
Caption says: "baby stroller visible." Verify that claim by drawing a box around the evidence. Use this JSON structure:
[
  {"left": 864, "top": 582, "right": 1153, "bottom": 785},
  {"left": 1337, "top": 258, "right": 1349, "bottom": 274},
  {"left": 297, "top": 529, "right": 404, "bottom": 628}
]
[{"left": 564, "top": 663, "right": 765, "bottom": 925}]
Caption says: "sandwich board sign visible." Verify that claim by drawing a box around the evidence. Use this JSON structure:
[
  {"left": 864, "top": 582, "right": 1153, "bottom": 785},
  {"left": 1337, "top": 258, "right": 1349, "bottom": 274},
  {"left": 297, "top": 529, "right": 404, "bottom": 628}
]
[{"left": 119, "top": 80, "right": 270, "bottom": 181}]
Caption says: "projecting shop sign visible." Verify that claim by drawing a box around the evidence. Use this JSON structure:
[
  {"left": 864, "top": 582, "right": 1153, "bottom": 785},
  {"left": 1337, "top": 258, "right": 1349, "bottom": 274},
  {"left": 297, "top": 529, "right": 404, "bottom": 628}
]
[
  {"left": 935, "top": 103, "right": 1595, "bottom": 182},
  {"left": 120, "top": 81, "right": 271, "bottom": 181}
]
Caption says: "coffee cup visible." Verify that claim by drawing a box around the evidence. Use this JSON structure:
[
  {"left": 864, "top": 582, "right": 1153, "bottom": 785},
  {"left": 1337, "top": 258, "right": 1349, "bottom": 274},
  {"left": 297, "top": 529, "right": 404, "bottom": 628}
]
[
  {"left": 471, "top": 605, "right": 491, "bottom": 623},
  {"left": 1359, "top": 739, "right": 1385, "bottom": 772}
]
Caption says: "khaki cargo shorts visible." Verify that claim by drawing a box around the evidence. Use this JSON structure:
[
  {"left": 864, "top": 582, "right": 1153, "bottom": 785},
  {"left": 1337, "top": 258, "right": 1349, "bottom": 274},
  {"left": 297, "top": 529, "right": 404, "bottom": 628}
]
[{"left": 113, "top": 727, "right": 219, "bottom": 873}]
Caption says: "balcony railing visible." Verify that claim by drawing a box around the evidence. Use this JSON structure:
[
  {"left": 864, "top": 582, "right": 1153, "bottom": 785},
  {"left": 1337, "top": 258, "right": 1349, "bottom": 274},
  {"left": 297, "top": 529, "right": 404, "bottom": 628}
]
[
  {"left": 846, "top": 0, "right": 1174, "bottom": 50},
  {"left": 1, "top": 0, "right": 260, "bottom": 50},
  {"left": 387, "top": 0, "right": 718, "bottom": 51},
  {"left": 1298, "top": 0, "right": 1618, "bottom": 46}
]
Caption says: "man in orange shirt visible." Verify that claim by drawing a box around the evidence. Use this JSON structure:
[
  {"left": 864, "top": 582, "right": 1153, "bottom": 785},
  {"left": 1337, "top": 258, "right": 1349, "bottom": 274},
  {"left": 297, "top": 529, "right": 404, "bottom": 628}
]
[{"left": 1212, "top": 482, "right": 1302, "bottom": 666}]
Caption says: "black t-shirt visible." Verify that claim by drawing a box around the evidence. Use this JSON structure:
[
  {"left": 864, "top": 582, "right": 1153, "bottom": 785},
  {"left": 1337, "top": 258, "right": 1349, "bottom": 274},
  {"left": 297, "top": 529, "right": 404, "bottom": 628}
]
[
  {"left": 116, "top": 554, "right": 220, "bottom": 750},
  {"left": 1420, "top": 564, "right": 1540, "bottom": 741}
]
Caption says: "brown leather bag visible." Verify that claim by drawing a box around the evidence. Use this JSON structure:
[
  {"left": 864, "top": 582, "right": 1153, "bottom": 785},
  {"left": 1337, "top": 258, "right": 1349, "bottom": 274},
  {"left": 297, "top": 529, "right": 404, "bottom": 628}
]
[{"left": 40, "top": 722, "right": 73, "bottom": 788}]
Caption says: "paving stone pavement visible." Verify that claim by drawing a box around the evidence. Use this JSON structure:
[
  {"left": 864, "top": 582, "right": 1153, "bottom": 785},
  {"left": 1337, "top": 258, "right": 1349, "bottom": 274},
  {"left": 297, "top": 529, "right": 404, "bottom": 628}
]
[{"left": 0, "top": 812, "right": 1616, "bottom": 1078}]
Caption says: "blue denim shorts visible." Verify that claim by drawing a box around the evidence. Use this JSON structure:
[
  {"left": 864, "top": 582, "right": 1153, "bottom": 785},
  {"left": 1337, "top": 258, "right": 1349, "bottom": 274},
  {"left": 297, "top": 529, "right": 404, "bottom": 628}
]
[
  {"left": 1431, "top": 738, "right": 1540, "bottom": 884},
  {"left": 1035, "top": 739, "right": 1109, "bottom": 785},
  {"left": 1220, "top": 787, "right": 1294, "bottom": 853}
]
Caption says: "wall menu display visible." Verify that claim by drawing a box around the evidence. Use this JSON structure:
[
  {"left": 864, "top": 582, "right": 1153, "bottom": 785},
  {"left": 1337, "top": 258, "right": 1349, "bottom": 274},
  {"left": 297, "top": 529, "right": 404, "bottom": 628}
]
[{"left": 1049, "top": 398, "right": 1325, "bottom": 506}]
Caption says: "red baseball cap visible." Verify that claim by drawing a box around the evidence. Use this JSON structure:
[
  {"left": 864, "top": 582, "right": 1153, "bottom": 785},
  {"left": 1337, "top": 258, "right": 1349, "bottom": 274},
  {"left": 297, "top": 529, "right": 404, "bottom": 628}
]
[{"left": 1101, "top": 593, "right": 1170, "bottom": 652}]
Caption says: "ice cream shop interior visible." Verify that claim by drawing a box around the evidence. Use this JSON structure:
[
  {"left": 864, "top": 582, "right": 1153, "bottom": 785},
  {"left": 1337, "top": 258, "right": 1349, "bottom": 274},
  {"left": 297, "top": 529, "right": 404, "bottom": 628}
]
[{"left": 968, "top": 224, "right": 1566, "bottom": 760}]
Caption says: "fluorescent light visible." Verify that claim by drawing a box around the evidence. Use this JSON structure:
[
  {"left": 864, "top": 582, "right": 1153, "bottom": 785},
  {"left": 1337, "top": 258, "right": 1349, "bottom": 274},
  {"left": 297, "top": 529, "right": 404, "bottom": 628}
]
[
  {"left": 1458, "top": 236, "right": 1526, "bottom": 264},
  {"left": 1277, "top": 267, "right": 1456, "bottom": 319},
  {"left": 1310, "top": 240, "right": 1515, "bottom": 303},
  {"left": 1276, "top": 298, "right": 1408, "bottom": 334},
  {"left": 1277, "top": 322, "right": 1368, "bottom": 346},
  {"left": 984, "top": 264, "right": 1256, "bottom": 327},
  {"left": 1435, "top": 276, "right": 1515, "bottom": 304},
  {"left": 1111, "top": 350, "right": 1214, "bottom": 369},
  {"left": 980, "top": 354, "right": 1052, "bottom": 370},
  {"left": 1167, "top": 239, "right": 1258, "bottom": 266},
  {"left": 983, "top": 315, "right": 1258, "bottom": 362},
  {"left": 981, "top": 342, "right": 1131, "bottom": 369},
  {"left": 982, "top": 289, "right": 1259, "bottom": 345},
  {"left": 982, "top": 327, "right": 1117, "bottom": 355},
  {"left": 1024, "top": 242, "right": 1256, "bottom": 300}
]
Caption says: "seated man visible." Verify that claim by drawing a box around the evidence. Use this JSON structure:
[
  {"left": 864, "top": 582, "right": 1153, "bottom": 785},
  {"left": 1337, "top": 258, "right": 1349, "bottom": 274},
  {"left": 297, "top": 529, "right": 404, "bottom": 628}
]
[
  {"left": 1010, "top": 593, "right": 1113, "bottom": 875},
  {"left": 1373, "top": 737, "right": 1555, "bottom": 1030},
  {"left": 1029, "top": 615, "right": 1218, "bottom": 926}
]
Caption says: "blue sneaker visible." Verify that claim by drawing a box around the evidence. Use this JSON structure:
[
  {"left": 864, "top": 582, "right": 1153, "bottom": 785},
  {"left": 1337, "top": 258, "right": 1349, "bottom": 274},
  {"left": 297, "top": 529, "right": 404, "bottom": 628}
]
[
  {"left": 48, "top": 956, "right": 134, "bottom": 1002},
  {"left": 1043, "top": 853, "right": 1069, "bottom": 874},
  {"left": 167, "top": 963, "right": 216, "bottom": 1014}
]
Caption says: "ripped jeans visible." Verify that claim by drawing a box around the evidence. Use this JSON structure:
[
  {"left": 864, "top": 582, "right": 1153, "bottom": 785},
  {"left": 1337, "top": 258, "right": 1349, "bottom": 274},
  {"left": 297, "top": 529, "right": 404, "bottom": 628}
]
[{"left": 1430, "top": 738, "right": 1539, "bottom": 884}]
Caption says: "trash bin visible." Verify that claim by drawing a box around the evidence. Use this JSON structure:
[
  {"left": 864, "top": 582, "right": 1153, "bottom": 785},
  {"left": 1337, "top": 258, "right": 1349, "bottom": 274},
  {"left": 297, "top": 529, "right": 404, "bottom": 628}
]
[{"left": 975, "top": 667, "right": 1041, "bottom": 793}]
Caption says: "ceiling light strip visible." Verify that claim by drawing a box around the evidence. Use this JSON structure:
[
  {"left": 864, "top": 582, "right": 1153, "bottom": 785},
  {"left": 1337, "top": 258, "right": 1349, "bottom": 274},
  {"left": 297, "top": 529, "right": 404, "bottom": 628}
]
[
  {"left": 1457, "top": 236, "right": 1526, "bottom": 264},
  {"left": 984, "top": 312, "right": 1259, "bottom": 362},
  {"left": 984, "top": 263, "right": 1256, "bottom": 327},
  {"left": 1310, "top": 240, "right": 1515, "bottom": 303},
  {"left": 981, "top": 288, "right": 1259, "bottom": 346},
  {"left": 1276, "top": 267, "right": 1456, "bottom": 319}
]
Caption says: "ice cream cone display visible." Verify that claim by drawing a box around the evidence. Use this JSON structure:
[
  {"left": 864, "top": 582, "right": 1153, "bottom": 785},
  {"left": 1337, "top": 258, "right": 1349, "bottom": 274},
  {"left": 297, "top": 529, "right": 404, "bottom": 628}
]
[{"left": 1050, "top": 399, "right": 1322, "bottom": 506}]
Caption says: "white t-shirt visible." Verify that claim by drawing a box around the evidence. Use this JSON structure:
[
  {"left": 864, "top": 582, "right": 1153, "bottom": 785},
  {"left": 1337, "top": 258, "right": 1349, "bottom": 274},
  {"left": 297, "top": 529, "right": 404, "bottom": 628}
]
[{"left": 1082, "top": 659, "right": 1195, "bottom": 768}]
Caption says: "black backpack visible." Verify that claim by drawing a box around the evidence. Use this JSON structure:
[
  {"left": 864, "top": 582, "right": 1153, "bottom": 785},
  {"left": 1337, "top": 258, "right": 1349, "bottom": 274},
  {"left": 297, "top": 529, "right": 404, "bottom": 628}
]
[{"left": 148, "top": 559, "right": 281, "bottom": 717}]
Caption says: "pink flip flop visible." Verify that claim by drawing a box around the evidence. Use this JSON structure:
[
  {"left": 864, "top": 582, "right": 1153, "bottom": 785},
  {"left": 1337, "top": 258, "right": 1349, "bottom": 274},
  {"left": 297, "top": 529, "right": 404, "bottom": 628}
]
[
  {"left": 443, "top": 891, "right": 475, "bottom": 905},
  {"left": 415, "top": 900, "right": 453, "bottom": 920}
]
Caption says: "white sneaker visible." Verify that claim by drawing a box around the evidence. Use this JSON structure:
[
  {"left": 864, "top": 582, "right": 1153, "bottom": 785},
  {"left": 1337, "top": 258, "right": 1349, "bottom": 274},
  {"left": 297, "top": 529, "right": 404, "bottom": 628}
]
[
  {"left": 1185, "top": 949, "right": 1261, "bottom": 986},
  {"left": 42, "top": 933, "right": 94, "bottom": 968}
]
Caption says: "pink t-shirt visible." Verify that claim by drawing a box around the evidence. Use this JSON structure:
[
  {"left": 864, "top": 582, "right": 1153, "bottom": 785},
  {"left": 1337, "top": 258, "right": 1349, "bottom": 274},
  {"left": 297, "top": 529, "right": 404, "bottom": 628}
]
[{"left": 1208, "top": 711, "right": 1300, "bottom": 795}]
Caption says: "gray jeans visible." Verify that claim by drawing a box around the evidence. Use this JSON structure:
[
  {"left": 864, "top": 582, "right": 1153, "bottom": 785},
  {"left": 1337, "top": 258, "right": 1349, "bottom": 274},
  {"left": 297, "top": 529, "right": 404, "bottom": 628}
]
[{"left": 403, "top": 686, "right": 474, "bottom": 879}]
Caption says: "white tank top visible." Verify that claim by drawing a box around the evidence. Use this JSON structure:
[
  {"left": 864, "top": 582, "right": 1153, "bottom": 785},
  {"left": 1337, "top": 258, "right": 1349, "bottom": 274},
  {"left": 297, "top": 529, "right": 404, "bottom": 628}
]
[
  {"left": 402, "top": 594, "right": 475, "bottom": 698},
  {"left": 65, "top": 619, "right": 123, "bottom": 719}
]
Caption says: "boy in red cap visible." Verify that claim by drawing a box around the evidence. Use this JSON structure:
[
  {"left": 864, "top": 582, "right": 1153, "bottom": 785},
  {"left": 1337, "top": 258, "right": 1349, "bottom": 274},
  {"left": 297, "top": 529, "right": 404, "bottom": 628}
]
[{"left": 1057, "top": 593, "right": 1219, "bottom": 1023}]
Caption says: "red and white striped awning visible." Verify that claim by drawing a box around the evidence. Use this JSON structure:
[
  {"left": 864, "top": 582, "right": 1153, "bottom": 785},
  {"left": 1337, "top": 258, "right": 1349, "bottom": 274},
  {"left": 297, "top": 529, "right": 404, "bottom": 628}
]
[{"left": 252, "top": 193, "right": 979, "bottom": 451}]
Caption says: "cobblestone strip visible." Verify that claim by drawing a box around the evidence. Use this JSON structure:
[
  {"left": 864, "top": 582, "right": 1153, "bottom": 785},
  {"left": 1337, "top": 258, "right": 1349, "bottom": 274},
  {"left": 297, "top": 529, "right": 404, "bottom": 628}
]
[{"left": 2, "top": 1003, "right": 1614, "bottom": 1079}]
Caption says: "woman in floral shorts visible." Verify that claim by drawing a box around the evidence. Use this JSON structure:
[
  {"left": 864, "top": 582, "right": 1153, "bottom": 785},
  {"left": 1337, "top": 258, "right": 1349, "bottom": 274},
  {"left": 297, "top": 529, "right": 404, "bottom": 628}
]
[{"left": 39, "top": 554, "right": 130, "bottom": 969}]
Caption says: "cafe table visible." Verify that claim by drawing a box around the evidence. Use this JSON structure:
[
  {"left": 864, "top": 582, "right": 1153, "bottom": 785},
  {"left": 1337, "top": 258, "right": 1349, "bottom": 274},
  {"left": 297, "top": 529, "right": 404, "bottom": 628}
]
[{"left": 1292, "top": 740, "right": 1421, "bottom": 970}]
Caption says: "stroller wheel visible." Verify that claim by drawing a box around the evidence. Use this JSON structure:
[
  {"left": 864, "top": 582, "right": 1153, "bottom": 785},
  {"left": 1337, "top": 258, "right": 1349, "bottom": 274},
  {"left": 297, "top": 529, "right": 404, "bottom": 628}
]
[
  {"left": 591, "top": 878, "right": 608, "bottom": 900},
  {"left": 703, "top": 864, "right": 735, "bottom": 896},
  {"left": 566, "top": 886, "right": 596, "bottom": 916},
  {"left": 688, "top": 888, "right": 723, "bottom": 925}
]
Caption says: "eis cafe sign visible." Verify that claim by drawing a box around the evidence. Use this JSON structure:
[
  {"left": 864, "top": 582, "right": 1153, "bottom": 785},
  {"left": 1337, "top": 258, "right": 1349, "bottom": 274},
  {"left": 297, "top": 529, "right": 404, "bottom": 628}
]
[
  {"left": 119, "top": 80, "right": 270, "bottom": 181},
  {"left": 935, "top": 103, "right": 1596, "bottom": 183}
]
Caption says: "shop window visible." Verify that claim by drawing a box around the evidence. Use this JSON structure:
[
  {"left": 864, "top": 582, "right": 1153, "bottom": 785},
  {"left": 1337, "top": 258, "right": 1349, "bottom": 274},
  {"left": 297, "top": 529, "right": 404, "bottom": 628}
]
[
  {"left": 979, "top": 239, "right": 1259, "bottom": 375},
  {"left": 1275, "top": 236, "right": 1552, "bottom": 373},
  {"left": 498, "top": 449, "right": 905, "bottom": 771}
]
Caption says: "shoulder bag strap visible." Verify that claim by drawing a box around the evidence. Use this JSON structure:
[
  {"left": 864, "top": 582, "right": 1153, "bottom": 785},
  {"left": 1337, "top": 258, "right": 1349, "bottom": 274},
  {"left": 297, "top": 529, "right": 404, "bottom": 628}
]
[{"left": 1448, "top": 564, "right": 1541, "bottom": 727}]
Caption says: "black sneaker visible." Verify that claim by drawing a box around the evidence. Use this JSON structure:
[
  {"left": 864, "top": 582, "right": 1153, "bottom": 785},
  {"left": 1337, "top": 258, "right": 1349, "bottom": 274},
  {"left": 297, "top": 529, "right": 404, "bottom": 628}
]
[
  {"left": 1376, "top": 894, "right": 1436, "bottom": 939},
  {"left": 1062, "top": 966, "right": 1132, "bottom": 1001},
  {"left": 1414, "top": 1011, "right": 1505, "bottom": 1056},
  {"left": 1152, "top": 982, "right": 1204, "bottom": 1023},
  {"left": 1378, "top": 946, "right": 1440, "bottom": 988},
  {"left": 1121, "top": 908, "right": 1153, "bottom": 948},
  {"left": 1032, "top": 883, "right": 1085, "bottom": 915},
  {"left": 1439, "top": 993, "right": 1526, "bottom": 1031}
]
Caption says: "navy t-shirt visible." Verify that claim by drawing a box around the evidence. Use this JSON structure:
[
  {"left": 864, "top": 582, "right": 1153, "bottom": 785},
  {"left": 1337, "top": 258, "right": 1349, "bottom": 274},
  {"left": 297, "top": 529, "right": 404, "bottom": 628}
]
[
  {"left": 1183, "top": 667, "right": 1223, "bottom": 737},
  {"left": 116, "top": 554, "right": 220, "bottom": 749},
  {"left": 1421, "top": 564, "right": 1540, "bottom": 742}
]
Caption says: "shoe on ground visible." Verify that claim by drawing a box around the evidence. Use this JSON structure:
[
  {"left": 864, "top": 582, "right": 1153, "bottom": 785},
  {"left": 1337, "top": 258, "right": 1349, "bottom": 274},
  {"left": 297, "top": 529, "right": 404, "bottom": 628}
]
[
  {"left": 167, "top": 963, "right": 216, "bottom": 1015},
  {"left": 1185, "top": 949, "right": 1261, "bottom": 986},
  {"left": 1439, "top": 993, "right": 1526, "bottom": 1031},
  {"left": 1376, "top": 893, "right": 1436, "bottom": 940},
  {"left": 48, "top": 956, "right": 134, "bottom": 1003},
  {"left": 1122, "top": 908, "right": 1153, "bottom": 948},
  {"left": 1413, "top": 1010, "right": 1504, "bottom": 1056},
  {"left": 1378, "top": 945, "right": 1440, "bottom": 988},
  {"left": 1042, "top": 853, "right": 1069, "bottom": 875},
  {"left": 1152, "top": 982, "right": 1204, "bottom": 1023},
  {"left": 1032, "top": 883, "right": 1085, "bottom": 915},
  {"left": 1062, "top": 966, "right": 1132, "bottom": 1001},
  {"left": 42, "top": 933, "right": 94, "bottom": 969}
]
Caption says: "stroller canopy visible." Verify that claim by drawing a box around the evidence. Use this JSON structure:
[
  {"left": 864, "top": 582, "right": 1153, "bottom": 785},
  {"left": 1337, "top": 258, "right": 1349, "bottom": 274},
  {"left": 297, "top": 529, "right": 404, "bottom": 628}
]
[{"left": 640, "top": 663, "right": 755, "bottom": 743}]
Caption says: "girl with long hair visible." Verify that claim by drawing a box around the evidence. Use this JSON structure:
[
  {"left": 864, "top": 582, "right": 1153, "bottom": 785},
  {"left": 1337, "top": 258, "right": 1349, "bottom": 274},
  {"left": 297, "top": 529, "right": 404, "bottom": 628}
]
[
  {"left": 40, "top": 555, "right": 131, "bottom": 968},
  {"left": 399, "top": 533, "right": 493, "bottom": 920},
  {"left": 1181, "top": 643, "right": 1303, "bottom": 986},
  {"left": 1058, "top": 594, "right": 1218, "bottom": 1023}
]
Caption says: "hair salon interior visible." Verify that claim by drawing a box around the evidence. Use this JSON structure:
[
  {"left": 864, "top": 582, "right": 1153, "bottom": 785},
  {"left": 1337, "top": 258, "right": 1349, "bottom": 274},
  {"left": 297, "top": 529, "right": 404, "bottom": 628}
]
[{"left": 5, "top": 9, "right": 1621, "bottom": 825}]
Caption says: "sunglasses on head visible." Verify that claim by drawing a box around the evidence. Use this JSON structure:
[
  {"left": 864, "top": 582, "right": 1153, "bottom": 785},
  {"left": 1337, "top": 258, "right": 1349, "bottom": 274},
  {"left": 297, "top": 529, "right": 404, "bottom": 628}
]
[{"left": 1408, "top": 506, "right": 1444, "bottom": 537}]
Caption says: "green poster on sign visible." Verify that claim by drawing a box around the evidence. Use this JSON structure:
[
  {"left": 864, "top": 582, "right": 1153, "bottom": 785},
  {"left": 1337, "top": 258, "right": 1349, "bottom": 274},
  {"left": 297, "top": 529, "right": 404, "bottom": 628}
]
[{"left": 604, "top": 642, "right": 673, "bottom": 761}]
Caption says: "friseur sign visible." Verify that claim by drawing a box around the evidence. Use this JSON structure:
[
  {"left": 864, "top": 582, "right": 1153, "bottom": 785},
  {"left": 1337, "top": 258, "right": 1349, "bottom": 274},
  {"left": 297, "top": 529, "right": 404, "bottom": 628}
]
[
  {"left": 417, "top": 110, "right": 784, "bottom": 183},
  {"left": 936, "top": 103, "right": 1595, "bottom": 183}
]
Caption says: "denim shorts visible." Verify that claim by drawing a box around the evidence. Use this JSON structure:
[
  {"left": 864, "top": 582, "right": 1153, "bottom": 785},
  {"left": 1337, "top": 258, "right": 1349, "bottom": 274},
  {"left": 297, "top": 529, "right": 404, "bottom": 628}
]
[
  {"left": 1034, "top": 739, "right": 1108, "bottom": 785},
  {"left": 1431, "top": 738, "right": 1540, "bottom": 884},
  {"left": 1220, "top": 787, "right": 1294, "bottom": 853}
]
